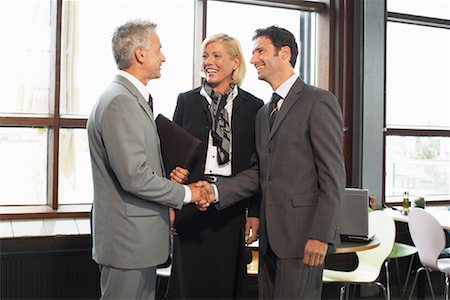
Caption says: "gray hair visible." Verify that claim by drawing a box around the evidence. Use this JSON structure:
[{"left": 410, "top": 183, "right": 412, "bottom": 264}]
[{"left": 112, "top": 19, "right": 157, "bottom": 69}]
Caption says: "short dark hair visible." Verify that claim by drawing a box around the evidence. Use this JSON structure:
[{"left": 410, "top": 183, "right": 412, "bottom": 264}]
[{"left": 252, "top": 25, "right": 298, "bottom": 68}]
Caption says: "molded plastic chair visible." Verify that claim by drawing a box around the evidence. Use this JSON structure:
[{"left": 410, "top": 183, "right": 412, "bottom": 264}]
[
  {"left": 323, "top": 210, "right": 396, "bottom": 300},
  {"left": 156, "top": 258, "right": 172, "bottom": 298},
  {"left": 387, "top": 241, "right": 418, "bottom": 297},
  {"left": 407, "top": 208, "right": 450, "bottom": 300}
]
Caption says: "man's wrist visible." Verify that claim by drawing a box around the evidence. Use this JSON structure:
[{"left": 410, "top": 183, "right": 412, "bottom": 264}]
[{"left": 212, "top": 184, "right": 219, "bottom": 203}]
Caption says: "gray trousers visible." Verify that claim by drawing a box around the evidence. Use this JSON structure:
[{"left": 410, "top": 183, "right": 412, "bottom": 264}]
[
  {"left": 99, "top": 265, "right": 157, "bottom": 300},
  {"left": 258, "top": 245, "right": 324, "bottom": 299}
]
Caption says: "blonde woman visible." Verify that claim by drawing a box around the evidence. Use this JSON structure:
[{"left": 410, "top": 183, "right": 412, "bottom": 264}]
[{"left": 167, "top": 34, "right": 263, "bottom": 299}]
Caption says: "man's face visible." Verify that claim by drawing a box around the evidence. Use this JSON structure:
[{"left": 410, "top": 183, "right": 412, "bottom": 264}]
[
  {"left": 144, "top": 32, "right": 166, "bottom": 80},
  {"left": 250, "top": 36, "right": 282, "bottom": 83}
]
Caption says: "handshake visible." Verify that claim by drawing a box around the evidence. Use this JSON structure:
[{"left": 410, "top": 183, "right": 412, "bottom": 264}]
[
  {"left": 187, "top": 181, "right": 216, "bottom": 211},
  {"left": 170, "top": 167, "right": 216, "bottom": 211}
]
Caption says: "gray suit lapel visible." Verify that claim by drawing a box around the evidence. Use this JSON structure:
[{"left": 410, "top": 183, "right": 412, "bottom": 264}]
[
  {"left": 113, "top": 75, "right": 165, "bottom": 174},
  {"left": 114, "top": 75, "right": 155, "bottom": 124},
  {"left": 268, "top": 78, "right": 305, "bottom": 141}
]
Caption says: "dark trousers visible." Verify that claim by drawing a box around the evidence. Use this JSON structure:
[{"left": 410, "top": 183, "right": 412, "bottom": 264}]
[{"left": 258, "top": 243, "right": 324, "bottom": 299}]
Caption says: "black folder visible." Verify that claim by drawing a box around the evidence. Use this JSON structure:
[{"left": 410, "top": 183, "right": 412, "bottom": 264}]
[{"left": 155, "top": 114, "right": 202, "bottom": 178}]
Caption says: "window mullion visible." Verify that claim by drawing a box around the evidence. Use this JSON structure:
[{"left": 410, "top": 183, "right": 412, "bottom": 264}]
[{"left": 47, "top": 0, "right": 63, "bottom": 210}]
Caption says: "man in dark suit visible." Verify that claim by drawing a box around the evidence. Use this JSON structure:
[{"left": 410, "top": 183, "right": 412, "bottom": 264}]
[
  {"left": 201, "top": 25, "right": 345, "bottom": 299},
  {"left": 87, "top": 20, "right": 209, "bottom": 299}
]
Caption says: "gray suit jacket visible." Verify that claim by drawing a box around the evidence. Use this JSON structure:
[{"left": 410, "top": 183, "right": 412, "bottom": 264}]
[
  {"left": 87, "top": 75, "right": 185, "bottom": 269},
  {"left": 217, "top": 77, "right": 345, "bottom": 258}
]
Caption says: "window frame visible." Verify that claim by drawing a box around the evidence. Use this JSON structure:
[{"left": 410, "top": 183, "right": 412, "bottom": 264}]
[
  {"left": 0, "top": 0, "right": 335, "bottom": 219},
  {"left": 383, "top": 10, "right": 450, "bottom": 207}
]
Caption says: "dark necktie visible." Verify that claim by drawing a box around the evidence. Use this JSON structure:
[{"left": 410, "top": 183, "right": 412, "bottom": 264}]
[
  {"left": 148, "top": 94, "right": 153, "bottom": 112},
  {"left": 269, "top": 93, "right": 282, "bottom": 129}
]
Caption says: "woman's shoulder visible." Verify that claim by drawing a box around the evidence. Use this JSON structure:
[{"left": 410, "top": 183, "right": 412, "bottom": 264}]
[
  {"left": 177, "top": 87, "right": 203, "bottom": 103},
  {"left": 237, "top": 88, "right": 264, "bottom": 107}
]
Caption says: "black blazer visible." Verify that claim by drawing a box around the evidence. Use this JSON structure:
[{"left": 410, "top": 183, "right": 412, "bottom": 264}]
[{"left": 173, "top": 86, "right": 263, "bottom": 216}]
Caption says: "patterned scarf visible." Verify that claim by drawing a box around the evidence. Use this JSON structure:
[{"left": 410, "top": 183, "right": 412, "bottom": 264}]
[{"left": 203, "top": 83, "right": 234, "bottom": 165}]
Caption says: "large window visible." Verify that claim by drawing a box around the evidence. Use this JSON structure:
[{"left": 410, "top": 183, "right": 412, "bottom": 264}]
[
  {"left": 385, "top": 0, "right": 450, "bottom": 204},
  {"left": 206, "top": 1, "right": 316, "bottom": 101},
  {"left": 0, "top": 0, "right": 324, "bottom": 218}
]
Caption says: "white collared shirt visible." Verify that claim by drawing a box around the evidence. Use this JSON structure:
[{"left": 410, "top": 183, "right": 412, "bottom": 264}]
[
  {"left": 118, "top": 70, "right": 150, "bottom": 101},
  {"left": 273, "top": 73, "right": 298, "bottom": 110}
]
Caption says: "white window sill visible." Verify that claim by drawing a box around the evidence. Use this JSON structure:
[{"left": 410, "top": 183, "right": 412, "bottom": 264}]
[{"left": 0, "top": 218, "right": 90, "bottom": 238}]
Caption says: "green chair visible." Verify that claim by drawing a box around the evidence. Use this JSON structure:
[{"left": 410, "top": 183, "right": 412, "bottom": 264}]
[{"left": 387, "top": 241, "right": 418, "bottom": 298}]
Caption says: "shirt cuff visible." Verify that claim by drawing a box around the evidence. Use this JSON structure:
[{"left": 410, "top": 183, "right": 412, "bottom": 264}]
[
  {"left": 212, "top": 184, "right": 219, "bottom": 203},
  {"left": 183, "top": 185, "right": 191, "bottom": 204}
]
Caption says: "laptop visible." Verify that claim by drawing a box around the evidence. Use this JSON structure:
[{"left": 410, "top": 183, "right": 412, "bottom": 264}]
[{"left": 339, "top": 188, "right": 375, "bottom": 243}]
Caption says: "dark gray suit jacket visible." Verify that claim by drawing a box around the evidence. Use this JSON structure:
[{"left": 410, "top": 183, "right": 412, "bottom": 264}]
[
  {"left": 87, "top": 75, "right": 185, "bottom": 269},
  {"left": 217, "top": 77, "right": 345, "bottom": 258}
]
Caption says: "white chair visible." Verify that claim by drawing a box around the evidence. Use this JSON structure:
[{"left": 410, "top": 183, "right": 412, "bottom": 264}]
[
  {"left": 156, "top": 243, "right": 172, "bottom": 299},
  {"left": 407, "top": 208, "right": 450, "bottom": 300},
  {"left": 323, "top": 210, "right": 396, "bottom": 300}
]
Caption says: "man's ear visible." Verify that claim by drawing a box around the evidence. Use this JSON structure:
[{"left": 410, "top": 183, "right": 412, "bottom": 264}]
[
  {"left": 280, "top": 45, "right": 291, "bottom": 63},
  {"left": 135, "top": 47, "right": 145, "bottom": 64}
]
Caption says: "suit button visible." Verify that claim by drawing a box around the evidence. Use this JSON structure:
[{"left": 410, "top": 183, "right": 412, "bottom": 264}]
[{"left": 267, "top": 176, "right": 271, "bottom": 181}]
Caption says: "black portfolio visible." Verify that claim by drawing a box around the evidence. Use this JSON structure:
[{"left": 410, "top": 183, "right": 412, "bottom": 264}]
[{"left": 155, "top": 114, "right": 202, "bottom": 178}]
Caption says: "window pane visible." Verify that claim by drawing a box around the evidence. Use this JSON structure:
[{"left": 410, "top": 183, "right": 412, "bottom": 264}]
[
  {"left": 61, "top": 0, "right": 195, "bottom": 118},
  {"left": 0, "top": 128, "right": 47, "bottom": 205},
  {"left": 206, "top": 1, "right": 316, "bottom": 102},
  {"left": 388, "top": 0, "right": 450, "bottom": 20},
  {"left": 0, "top": 0, "right": 52, "bottom": 114},
  {"left": 59, "top": 129, "right": 92, "bottom": 204},
  {"left": 385, "top": 136, "right": 450, "bottom": 203},
  {"left": 386, "top": 22, "right": 450, "bottom": 129}
]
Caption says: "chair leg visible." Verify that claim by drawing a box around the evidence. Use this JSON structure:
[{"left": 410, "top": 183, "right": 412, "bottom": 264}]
[
  {"left": 424, "top": 269, "right": 436, "bottom": 300},
  {"left": 375, "top": 281, "right": 388, "bottom": 300},
  {"left": 408, "top": 266, "right": 425, "bottom": 300},
  {"left": 339, "top": 284, "right": 346, "bottom": 300},
  {"left": 444, "top": 273, "right": 449, "bottom": 300},
  {"left": 401, "top": 254, "right": 416, "bottom": 299},
  {"left": 385, "top": 260, "right": 391, "bottom": 300}
]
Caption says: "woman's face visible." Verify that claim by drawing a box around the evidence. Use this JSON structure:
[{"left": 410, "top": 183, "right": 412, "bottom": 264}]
[{"left": 202, "top": 41, "right": 239, "bottom": 92}]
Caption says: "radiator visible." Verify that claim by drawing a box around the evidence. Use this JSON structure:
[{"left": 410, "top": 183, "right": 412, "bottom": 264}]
[{"left": 1, "top": 236, "right": 100, "bottom": 300}]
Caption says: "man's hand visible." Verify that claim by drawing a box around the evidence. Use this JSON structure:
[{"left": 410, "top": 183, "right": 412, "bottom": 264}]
[
  {"left": 303, "top": 239, "right": 328, "bottom": 267},
  {"left": 186, "top": 181, "right": 215, "bottom": 211},
  {"left": 245, "top": 217, "right": 260, "bottom": 245},
  {"left": 187, "top": 181, "right": 214, "bottom": 211},
  {"left": 170, "top": 166, "right": 189, "bottom": 183}
]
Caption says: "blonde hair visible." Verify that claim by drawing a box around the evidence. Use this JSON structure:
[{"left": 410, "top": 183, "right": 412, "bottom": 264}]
[{"left": 201, "top": 33, "right": 246, "bottom": 86}]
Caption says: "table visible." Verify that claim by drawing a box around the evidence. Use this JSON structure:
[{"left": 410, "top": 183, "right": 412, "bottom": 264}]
[
  {"left": 383, "top": 207, "right": 450, "bottom": 230},
  {"left": 245, "top": 237, "right": 380, "bottom": 275},
  {"left": 335, "top": 237, "right": 380, "bottom": 254}
]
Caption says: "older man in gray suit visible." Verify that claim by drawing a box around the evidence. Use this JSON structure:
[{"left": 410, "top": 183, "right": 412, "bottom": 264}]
[
  {"left": 87, "top": 20, "right": 210, "bottom": 299},
  {"left": 201, "top": 26, "right": 345, "bottom": 299}
]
